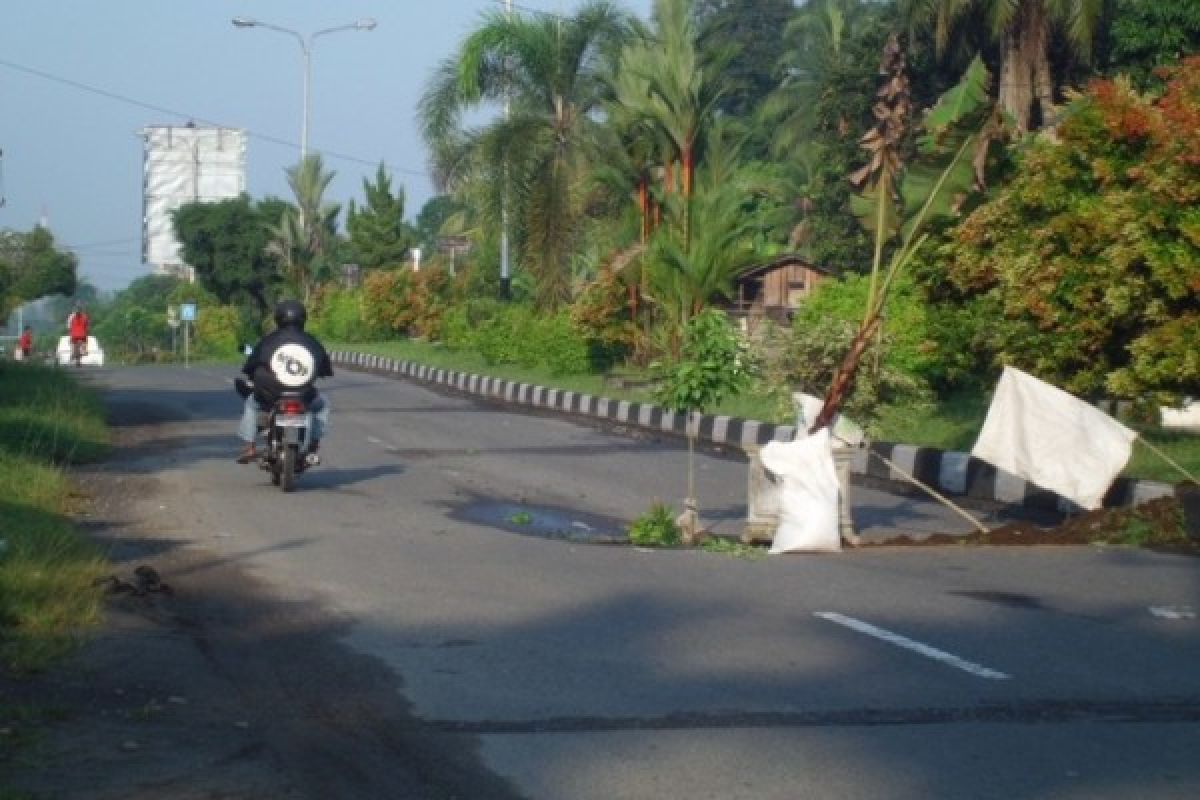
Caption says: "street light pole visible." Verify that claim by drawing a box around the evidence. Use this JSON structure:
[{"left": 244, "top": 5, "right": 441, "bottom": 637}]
[
  {"left": 232, "top": 17, "right": 376, "bottom": 161},
  {"left": 500, "top": 0, "right": 513, "bottom": 300}
]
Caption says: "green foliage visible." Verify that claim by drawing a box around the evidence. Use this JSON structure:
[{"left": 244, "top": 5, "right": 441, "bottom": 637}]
[
  {"left": 0, "top": 226, "right": 77, "bottom": 319},
  {"left": 192, "top": 305, "right": 246, "bottom": 357},
  {"left": 627, "top": 502, "right": 681, "bottom": 547},
  {"left": 171, "top": 194, "right": 282, "bottom": 319},
  {"left": 656, "top": 309, "right": 749, "bottom": 415},
  {"left": 91, "top": 274, "right": 183, "bottom": 360},
  {"left": 783, "top": 313, "right": 931, "bottom": 435},
  {"left": 924, "top": 62, "right": 1200, "bottom": 403},
  {"left": 347, "top": 164, "right": 415, "bottom": 268},
  {"left": 271, "top": 155, "right": 342, "bottom": 305},
  {"left": 763, "top": 0, "right": 897, "bottom": 270},
  {"left": 419, "top": 1, "right": 632, "bottom": 308},
  {"left": 310, "top": 286, "right": 375, "bottom": 342},
  {"left": 792, "top": 273, "right": 938, "bottom": 383},
  {"left": 694, "top": 0, "right": 795, "bottom": 119},
  {"left": 414, "top": 195, "right": 463, "bottom": 253},
  {"left": 0, "top": 366, "right": 109, "bottom": 673},
  {"left": 1102, "top": 0, "right": 1200, "bottom": 90},
  {"left": 476, "top": 306, "right": 596, "bottom": 376},
  {"left": 700, "top": 536, "right": 767, "bottom": 559},
  {"left": 359, "top": 267, "right": 454, "bottom": 340}
]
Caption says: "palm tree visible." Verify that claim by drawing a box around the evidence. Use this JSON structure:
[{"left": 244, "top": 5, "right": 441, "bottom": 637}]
[
  {"left": 617, "top": 0, "right": 724, "bottom": 206},
  {"left": 901, "top": 0, "right": 1104, "bottom": 132},
  {"left": 419, "top": 1, "right": 631, "bottom": 308},
  {"left": 269, "top": 154, "right": 340, "bottom": 305},
  {"left": 644, "top": 122, "right": 780, "bottom": 352}
]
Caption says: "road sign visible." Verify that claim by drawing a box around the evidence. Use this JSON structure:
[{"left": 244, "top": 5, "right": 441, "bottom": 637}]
[{"left": 181, "top": 303, "right": 197, "bottom": 322}]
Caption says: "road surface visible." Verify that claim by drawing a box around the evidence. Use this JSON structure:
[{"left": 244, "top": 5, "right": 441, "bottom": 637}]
[{"left": 76, "top": 365, "right": 1200, "bottom": 799}]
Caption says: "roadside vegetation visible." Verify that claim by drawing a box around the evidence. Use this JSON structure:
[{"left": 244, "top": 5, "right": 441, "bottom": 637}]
[
  {"left": 0, "top": 365, "right": 109, "bottom": 675},
  {"left": 6, "top": 1, "right": 1196, "bottom": 485}
]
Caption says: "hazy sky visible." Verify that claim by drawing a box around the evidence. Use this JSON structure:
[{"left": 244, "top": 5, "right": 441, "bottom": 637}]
[{"left": 0, "top": 0, "right": 653, "bottom": 291}]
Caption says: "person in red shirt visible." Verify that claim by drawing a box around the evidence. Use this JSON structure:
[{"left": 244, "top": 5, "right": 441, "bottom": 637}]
[
  {"left": 16, "top": 324, "right": 33, "bottom": 361},
  {"left": 66, "top": 302, "right": 90, "bottom": 365}
]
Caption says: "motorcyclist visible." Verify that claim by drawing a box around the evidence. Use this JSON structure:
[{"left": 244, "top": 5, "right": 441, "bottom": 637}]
[
  {"left": 66, "top": 301, "right": 90, "bottom": 362},
  {"left": 236, "top": 299, "right": 333, "bottom": 464}
]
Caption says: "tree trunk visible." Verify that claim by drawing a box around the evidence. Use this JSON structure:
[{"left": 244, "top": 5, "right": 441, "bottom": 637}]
[
  {"left": 996, "top": 0, "right": 1051, "bottom": 133},
  {"left": 808, "top": 312, "right": 884, "bottom": 435}
]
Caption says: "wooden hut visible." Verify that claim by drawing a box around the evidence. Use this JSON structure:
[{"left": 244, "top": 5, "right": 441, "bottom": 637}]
[{"left": 728, "top": 254, "right": 834, "bottom": 324}]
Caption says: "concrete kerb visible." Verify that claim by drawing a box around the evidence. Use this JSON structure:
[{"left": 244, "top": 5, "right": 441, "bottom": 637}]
[{"left": 331, "top": 351, "right": 1174, "bottom": 512}]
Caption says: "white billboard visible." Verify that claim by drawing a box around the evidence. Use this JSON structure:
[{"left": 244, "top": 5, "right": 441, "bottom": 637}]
[{"left": 141, "top": 124, "right": 246, "bottom": 275}]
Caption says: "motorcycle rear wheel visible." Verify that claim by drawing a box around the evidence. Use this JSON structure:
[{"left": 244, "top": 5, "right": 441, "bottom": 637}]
[{"left": 280, "top": 444, "right": 297, "bottom": 492}]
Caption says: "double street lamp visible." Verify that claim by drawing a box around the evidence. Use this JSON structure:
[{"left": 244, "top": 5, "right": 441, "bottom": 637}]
[{"left": 231, "top": 16, "right": 377, "bottom": 160}]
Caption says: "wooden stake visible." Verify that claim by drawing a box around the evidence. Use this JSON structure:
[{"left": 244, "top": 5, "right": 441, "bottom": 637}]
[
  {"left": 869, "top": 451, "right": 990, "bottom": 534},
  {"left": 1136, "top": 436, "right": 1199, "bottom": 484}
]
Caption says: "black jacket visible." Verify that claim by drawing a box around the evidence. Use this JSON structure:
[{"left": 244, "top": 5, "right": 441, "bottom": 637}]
[{"left": 241, "top": 325, "right": 333, "bottom": 404}]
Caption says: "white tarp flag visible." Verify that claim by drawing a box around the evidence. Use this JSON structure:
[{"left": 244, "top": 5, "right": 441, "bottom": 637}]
[
  {"left": 972, "top": 367, "right": 1137, "bottom": 510},
  {"left": 760, "top": 427, "right": 841, "bottom": 553}
]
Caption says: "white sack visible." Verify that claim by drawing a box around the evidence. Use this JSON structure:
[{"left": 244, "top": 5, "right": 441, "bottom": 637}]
[
  {"left": 972, "top": 366, "right": 1136, "bottom": 510},
  {"left": 760, "top": 427, "right": 841, "bottom": 553},
  {"left": 792, "top": 392, "right": 865, "bottom": 447}
]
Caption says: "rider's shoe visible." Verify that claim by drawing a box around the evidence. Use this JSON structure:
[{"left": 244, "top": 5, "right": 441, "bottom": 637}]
[
  {"left": 236, "top": 443, "right": 257, "bottom": 464},
  {"left": 305, "top": 441, "right": 320, "bottom": 466}
]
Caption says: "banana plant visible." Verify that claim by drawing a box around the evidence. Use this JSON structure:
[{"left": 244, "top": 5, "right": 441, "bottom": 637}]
[{"left": 810, "top": 43, "right": 995, "bottom": 434}]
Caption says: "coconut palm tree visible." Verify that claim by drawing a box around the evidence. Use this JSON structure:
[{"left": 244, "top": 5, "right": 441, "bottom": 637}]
[
  {"left": 901, "top": 0, "right": 1104, "bottom": 132},
  {"left": 418, "top": 1, "right": 631, "bottom": 308}
]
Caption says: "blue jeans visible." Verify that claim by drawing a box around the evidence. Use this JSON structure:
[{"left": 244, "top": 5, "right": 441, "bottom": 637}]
[{"left": 238, "top": 394, "right": 329, "bottom": 445}]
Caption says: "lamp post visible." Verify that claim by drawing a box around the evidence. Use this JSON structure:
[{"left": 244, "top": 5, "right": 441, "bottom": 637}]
[{"left": 232, "top": 16, "right": 376, "bottom": 160}]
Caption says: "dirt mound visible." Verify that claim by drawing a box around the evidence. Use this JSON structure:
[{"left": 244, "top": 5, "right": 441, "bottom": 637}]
[{"left": 875, "top": 497, "right": 1197, "bottom": 553}]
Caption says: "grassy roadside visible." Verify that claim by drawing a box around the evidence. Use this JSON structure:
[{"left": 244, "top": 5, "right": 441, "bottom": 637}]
[
  {"left": 0, "top": 364, "right": 110, "bottom": 676},
  {"left": 333, "top": 338, "right": 1200, "bottom": 483}
]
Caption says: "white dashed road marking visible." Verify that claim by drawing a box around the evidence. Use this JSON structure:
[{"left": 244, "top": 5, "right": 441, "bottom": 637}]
[
  {"left": 1149, "top": 606, "right": 1196, "bottom": 620},
  {"left": 815, "top": 611, "right": 1011, "bottom": 680}
]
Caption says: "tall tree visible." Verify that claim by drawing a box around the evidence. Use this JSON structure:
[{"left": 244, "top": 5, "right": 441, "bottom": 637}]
[
  {"left": 0, "top": 225, "right": 77, "bottom": 319},
  {"left": 693, "top": 0, "right": 795, "bottom": 118},
  {"left": 761, "top": 0, "right": 893, "bottom": 269},
  {"left": 419, "top": 1, "right": 632, "bottom": 307},
  {"left": 901, "top": 0, "right": 1105, "bottom": 132},
  {"left": 618, "top": 0, "right": 724, "bottom": 205},
  {"left": 346, "top": 164, "right": 414, "bottom": 268},
  {"left": 172, "top": 194, "right": 284, "bottom": 318},
  {"left": 270, "top": 155, "right": 341, "bottom": 305},
  {"left": 414, "top": 195, "right": 462, "bottom": 254}
]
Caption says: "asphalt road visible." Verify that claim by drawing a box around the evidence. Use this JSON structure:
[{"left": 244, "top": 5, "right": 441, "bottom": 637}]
[{"left": 91, "top": 365, "right": 1200, "bottom": 799}]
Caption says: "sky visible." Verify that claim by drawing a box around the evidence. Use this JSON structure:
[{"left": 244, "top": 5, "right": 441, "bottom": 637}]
[{"left": 0, "top": 0, "right": 653, "bottom": 292}]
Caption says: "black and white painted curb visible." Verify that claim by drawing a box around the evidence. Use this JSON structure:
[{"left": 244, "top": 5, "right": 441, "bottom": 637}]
[{"left": 333, "top": 351, "right": 1175, "bottom": 513}]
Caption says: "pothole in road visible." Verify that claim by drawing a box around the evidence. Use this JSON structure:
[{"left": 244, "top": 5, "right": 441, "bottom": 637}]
[{"left": 451, "top": 500, "right": 629, "bottom": 544}]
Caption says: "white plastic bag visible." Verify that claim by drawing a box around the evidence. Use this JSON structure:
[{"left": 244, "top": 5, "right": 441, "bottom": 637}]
[{"left": 760, "top": 428, "right": 841, "bottom": 553}]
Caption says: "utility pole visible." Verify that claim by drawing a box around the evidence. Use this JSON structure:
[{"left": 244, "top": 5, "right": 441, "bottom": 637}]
[{"left": 500, "top": 0, "right": 513, "bottom": 300}]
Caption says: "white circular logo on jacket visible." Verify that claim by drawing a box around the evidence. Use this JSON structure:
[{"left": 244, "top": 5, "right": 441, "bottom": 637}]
[{"left": 271, "top": 343, "right": 315, "bottom": 387}]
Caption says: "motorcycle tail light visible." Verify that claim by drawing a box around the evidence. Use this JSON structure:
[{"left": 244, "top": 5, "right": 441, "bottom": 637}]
[{"left": 280, "top": 399, "right": 305, "bottom": 415}]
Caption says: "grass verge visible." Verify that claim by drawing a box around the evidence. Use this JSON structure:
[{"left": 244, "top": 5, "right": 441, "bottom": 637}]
[
  {"left": 333, "top": 340, "right": 1200, "bottom": 483},
  {"left": 0, "top": 364, "right": 109, "bottom": 676}
]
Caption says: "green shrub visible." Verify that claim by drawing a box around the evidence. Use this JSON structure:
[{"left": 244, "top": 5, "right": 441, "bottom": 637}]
[
  {"left": 440, "top": 306, "right": 475, "bottom": 351},
  {"left": 311, "top": 287, "right": 374, "bottom": 341},
  {"left": 476, "top": 306, "right": 537, "bottom": 367},
  {"left": 193, "top": 305, "right": 245, "bottom": 357},
  {"left": 628, "top": 503, "right": 681, "bottom": 547},
  {"left": 533, "top": 312, "right": 593, "bottom": 376}
]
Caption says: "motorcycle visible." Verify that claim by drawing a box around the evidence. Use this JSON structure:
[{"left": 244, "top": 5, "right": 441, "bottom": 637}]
[{"left": 236, "top": 342, "right": 322, "bottom": 492}]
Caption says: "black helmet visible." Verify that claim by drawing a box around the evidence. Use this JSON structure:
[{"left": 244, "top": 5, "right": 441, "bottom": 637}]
[{"left": 274, "top": 299, "right": 307, "bottom": 329}]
